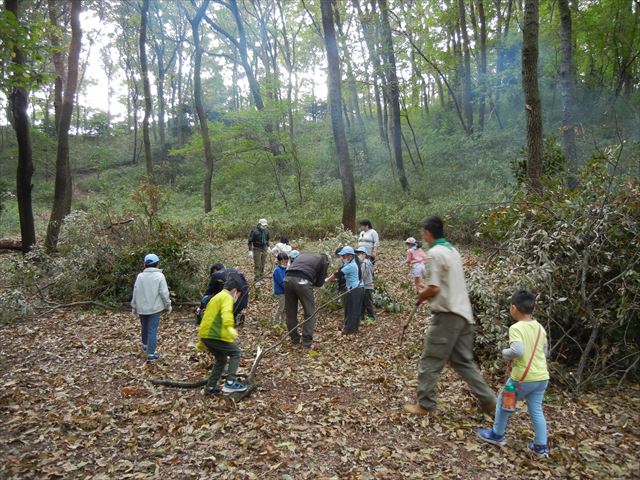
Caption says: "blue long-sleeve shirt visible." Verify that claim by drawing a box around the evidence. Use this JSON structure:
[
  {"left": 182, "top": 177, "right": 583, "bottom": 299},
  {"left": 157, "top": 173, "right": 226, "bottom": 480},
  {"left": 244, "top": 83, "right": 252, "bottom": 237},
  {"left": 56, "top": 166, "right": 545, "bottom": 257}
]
[{"left": 273, "top": 265, "right": 287, "bottom": 295}]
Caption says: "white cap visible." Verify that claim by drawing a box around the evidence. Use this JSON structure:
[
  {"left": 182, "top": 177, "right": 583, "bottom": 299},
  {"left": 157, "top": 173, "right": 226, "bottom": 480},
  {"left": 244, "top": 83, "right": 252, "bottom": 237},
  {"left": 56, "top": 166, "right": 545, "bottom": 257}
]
[
  {"left": 258, "top": 218, "right": 268, "bottom": 226},
  {"left": 405, "top": 237, "right": 417, "bottom": 244}
]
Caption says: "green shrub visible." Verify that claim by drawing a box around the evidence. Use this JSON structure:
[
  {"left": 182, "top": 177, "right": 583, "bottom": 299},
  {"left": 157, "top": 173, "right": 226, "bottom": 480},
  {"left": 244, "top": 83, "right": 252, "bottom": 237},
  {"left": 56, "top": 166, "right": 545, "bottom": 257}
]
[{"left": 468, "top": 153, "right": 640, "bottom": 390}]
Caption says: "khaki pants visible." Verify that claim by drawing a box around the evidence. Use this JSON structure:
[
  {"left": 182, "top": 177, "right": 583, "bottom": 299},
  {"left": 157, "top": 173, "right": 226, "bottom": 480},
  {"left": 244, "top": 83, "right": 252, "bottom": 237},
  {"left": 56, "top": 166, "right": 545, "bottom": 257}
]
[
  {"left": 417, "top": 312, "right": 495, "bottom": 409},
  {"left": 284, "top": 277, "right": 316, "bottom": 346},
  {"left": 253, "top": 248, "right": 267, "bottom": 279},
  {"left": 275, "top": 294, "right": 286, "bottom": 323}
]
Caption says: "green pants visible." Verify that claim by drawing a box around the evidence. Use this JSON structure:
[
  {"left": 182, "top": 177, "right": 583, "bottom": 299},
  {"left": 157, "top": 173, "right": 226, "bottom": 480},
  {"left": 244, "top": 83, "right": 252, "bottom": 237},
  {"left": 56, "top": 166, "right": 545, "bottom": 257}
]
[
  {"left": 202, "top": 338, "right": 242, "bottom": 388},
  {"left": 253, "top": 248, "right": 268, "bottom": 279},
  {"left": 417, "top": 312, "right": 494, "bottom": 409}
]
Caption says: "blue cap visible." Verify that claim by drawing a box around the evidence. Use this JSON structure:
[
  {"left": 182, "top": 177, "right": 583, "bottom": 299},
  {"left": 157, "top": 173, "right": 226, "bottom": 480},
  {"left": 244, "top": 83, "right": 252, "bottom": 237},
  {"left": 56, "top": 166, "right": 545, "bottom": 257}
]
[
  {"left": 289, "top": 250, "right": 300, "bottom": 259},
  {"left": 338, "top": 246, "right": 355, "bottom": 256},
  {"left": 354, "top": 247, "right": 368, "bottom": 254},
  {"left": 144, "top": 253, "right": 160, "bottom": 265}
]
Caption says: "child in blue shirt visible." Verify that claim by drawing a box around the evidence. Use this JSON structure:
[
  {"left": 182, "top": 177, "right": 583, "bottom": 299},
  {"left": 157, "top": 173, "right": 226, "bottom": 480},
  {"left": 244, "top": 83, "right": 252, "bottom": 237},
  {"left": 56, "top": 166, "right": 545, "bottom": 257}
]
[
  {"left": 326, "top": 246, "right": 363, "bottom": 335},
  {"left": 272, "top": 252, "right": 289, "bottom": 323}
]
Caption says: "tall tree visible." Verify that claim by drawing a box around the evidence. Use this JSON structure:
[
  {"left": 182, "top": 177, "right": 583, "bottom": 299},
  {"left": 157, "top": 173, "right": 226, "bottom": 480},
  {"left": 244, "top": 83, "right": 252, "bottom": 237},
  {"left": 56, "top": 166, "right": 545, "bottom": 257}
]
[
  {"left": 522, "top": 0, "right": 543, "bottom": 193},
  {"left": 139, "top": 0, "right": 154, "bottom": 179},
  {"left": 377, "top": 0, "right": 409, "bottom": 192},
  {"left": 558, "top": 0, "right": 578, "bottom": 185},
  {"left": 457, "top": 0, "right": 474, "bottom": 133},
  {"left": 5, "top": 0, "right": 36, "bottom": 253},
  {"left": 320, "top": 0, "right": 356, "bottom": 230},
  {"left": 45, "top": 0, "right": 82, "bottom": 252},
  {"left": 186, "top": 0, "right": 216, "bottom": 213}
]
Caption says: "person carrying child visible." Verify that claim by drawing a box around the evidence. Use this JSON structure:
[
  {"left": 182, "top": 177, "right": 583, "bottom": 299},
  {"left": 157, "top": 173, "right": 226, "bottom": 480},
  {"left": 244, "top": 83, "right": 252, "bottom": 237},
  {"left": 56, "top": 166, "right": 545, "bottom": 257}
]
[
  {"left": 131, "top": 253, "right": 172, "bottom": 362},
  {"left": 404, "top": 237, "right": 427, "bottom": 292},
  {"left": 476, "top": 290, "right": 550, "bottom": 458},
  {"left": 355, "top": 247, "right": 376, "bottom": 322},
  {"left": 326, "top": 246, "right": 364, "bottom": 335},
  {"left": 198, "top": 273, "right": 248, "bottom": 395},
  {"left": 272, "top": 252, "right": 289, "bottom": 323}
]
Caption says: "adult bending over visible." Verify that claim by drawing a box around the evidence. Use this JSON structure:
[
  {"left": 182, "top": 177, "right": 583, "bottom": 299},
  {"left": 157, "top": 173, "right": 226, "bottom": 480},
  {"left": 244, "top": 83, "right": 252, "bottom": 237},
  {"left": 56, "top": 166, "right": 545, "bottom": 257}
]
[{"left": 284, "top": 253, "right": 330, "bottom": 348}]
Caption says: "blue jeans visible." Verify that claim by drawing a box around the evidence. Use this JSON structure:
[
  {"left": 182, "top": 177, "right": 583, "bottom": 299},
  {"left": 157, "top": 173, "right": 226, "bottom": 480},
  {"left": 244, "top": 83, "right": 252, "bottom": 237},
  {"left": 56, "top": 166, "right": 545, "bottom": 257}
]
[
  {"left": 493, "top": 379, "right": 548, "bottom": 445},
  {"left": 139, "top": 313, "right": 161, "bottom": 356}
]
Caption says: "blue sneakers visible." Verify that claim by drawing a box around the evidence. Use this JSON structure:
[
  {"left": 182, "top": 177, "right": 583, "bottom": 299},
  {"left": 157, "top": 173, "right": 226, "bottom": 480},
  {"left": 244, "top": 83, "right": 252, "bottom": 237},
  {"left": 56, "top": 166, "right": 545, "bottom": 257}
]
[
  {"left": 528, "top": 441, "right": 550, "bottom": 458},
  {"left": 476, "top": 428, "right": 507, "bottom": 446},
  {"left": 222, "top": 379, "right": 248, "bottom": 393}
]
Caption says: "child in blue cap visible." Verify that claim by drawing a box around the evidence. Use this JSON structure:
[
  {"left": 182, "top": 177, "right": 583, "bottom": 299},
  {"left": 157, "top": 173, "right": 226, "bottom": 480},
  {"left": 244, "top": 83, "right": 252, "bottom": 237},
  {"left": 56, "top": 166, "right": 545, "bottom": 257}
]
[
  {"left": 131, "top": 253, "right": 172, "bottom": 362},
  {"left": 325, "top": 246, "right": 364, "bottom": 334}
]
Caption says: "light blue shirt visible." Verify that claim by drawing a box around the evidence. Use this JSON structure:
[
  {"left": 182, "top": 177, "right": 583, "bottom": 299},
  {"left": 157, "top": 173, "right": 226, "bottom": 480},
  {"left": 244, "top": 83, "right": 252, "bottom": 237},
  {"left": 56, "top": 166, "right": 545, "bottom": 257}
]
[{"left": 341, "top": 259, "right": 362, "bottom": 289}]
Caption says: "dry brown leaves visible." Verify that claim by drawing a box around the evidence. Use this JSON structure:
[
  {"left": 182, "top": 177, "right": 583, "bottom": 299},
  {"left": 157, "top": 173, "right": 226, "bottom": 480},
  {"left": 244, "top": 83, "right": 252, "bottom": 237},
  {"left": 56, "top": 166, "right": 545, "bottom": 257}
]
[{"left": 1, "top": 241, "right": 638, "bottom": 479}]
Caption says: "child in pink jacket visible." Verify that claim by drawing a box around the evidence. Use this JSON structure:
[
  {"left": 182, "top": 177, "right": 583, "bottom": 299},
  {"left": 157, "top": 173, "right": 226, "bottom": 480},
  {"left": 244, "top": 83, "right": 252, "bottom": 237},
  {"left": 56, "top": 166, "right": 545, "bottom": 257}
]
[{"left": 404, "top": 237, "right": 428, "bottom": 292}]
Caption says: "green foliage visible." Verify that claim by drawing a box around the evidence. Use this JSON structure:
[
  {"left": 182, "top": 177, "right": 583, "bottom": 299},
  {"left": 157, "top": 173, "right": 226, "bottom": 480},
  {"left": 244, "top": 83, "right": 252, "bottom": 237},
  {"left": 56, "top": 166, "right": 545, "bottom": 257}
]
[
  {"left": 511, "top": 136, "right": 567, "bottom": 185},
  {"left": 468, "top": 152, "right": 640, "bottom": 389},
  {"left": 0, "top": 10, "right": 52, "bottom": 91}
]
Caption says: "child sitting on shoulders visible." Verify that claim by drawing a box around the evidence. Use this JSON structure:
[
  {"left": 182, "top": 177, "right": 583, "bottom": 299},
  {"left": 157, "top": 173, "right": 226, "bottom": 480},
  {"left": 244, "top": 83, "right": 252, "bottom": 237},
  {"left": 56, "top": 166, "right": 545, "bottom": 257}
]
[
  {"left": 476, "top": 290, "right": 550, "bottom": 458},
  {"left": 404, "top": 237, "right": 427, "bottom": 292}
]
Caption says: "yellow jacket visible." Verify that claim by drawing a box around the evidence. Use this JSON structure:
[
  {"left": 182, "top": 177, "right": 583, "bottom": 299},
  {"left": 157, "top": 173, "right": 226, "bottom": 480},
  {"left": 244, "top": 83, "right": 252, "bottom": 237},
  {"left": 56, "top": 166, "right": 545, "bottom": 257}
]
[{"left": 198, "top": 290, "right": 238, "bottom": 343}]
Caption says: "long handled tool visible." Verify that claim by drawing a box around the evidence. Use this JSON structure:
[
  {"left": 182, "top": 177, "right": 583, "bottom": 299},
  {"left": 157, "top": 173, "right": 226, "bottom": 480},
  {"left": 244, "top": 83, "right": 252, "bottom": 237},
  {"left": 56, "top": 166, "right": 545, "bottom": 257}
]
[
  {"left": 399, "top": 303, "right": 421, "bottom": 344},
  {"left": 151, "top": 288, "right": 350, "bottom": 397}
]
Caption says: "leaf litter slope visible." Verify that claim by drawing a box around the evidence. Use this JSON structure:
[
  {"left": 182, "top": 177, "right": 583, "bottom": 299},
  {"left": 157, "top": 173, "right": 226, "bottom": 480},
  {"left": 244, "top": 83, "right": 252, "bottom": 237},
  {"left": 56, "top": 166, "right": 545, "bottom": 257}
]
[{"left": 1, "top": 241, "right": 638, "bottom": 479}]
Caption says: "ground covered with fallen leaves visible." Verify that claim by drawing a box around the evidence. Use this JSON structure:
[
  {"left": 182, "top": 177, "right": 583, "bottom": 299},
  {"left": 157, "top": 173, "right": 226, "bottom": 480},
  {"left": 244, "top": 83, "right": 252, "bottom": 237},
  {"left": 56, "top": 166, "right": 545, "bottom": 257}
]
[{"left": 1, "top": 240, "right": 639, "bottom": 479}]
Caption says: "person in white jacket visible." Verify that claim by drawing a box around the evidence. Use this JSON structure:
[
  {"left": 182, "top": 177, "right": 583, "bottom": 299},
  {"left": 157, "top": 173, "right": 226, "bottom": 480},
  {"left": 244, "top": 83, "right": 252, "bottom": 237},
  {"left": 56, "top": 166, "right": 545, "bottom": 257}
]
[{"left": 131, "top": 253, "right": 171, "bottom": 361}]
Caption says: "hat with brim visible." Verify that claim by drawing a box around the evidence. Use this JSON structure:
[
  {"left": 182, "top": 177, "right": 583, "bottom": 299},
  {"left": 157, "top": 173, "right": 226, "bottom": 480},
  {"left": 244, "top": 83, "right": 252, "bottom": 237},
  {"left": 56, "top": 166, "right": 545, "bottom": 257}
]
[
  {"left": 405, "top": 237, "right": 417, "bottom": 244},
  {"left": 289, "top": 250, "right": 300, "bottom": 259},
  {"left": 258, "top": 218, "right": 268, "bottom": 227},
  {"left": 144, "top": 253, "right": 160, "bottom": 265},
  {"left": 354, "top": 247, "right": 368, "bottom": 254},
  {"left": 338, "top": 246, "right": 355, "bottom": 256}
]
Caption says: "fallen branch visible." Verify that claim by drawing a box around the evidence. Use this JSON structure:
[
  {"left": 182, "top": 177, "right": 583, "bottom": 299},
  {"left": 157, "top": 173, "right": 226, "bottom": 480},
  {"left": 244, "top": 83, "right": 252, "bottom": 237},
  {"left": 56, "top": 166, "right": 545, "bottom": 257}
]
[
  {"left": 0, "top": 239, "right": 22, "bottom": 252},
  {"left": 35, "top": 300, "right": 111, "bottom": 314}
]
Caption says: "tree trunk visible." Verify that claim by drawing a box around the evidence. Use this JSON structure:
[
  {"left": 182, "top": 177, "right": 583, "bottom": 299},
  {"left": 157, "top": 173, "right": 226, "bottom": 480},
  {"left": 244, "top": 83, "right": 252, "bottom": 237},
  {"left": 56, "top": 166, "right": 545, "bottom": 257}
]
[
  {"left": 378, "top": 0, "right": 409, "bottom": 192},
  {"left": 477, "top": 0, "right": 487, "bottom": 131},
  {"left": 320, "top": 0, "right": 356, "bottom": 231},
  {"left": 139, "top": 0, "right": 154, "bottom": 179},
  {"left": 522, "top": 0, "right": 543, "bottom": 193},
  {"left": 6, "top": 0, "right": 36, "bottom": 254},
  {"left": 48, "top": 0, "right": 64, "bottom": 136},
  {"left": 558, "top": 0, "right": 578, "bottom": 185},
  {"left": 458, "top": 0, "right": 474, "bottom": 134},
  {"left": 45, "top": 0, "right": 82, "bottom": 252},
  {"left": 191, "top": 0, "right": 216, "bottom": 213}
]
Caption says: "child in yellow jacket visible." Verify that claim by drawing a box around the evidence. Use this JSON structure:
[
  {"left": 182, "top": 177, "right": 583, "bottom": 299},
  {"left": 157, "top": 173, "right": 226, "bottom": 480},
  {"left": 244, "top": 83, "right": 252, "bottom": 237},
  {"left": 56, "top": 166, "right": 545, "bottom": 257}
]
[{"left": 199, "top": 273, "right": 248, "bottom": 395}]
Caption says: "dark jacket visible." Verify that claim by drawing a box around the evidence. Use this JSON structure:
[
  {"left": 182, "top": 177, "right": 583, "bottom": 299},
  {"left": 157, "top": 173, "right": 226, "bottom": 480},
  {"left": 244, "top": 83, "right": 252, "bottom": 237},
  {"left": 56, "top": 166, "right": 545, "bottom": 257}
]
[
  {"left": 285, "top": 253, "right": 330, "bottom": 288},
  {"left": 203, "top": 268, "right": 249, "bottom": 313},
  {"left": 248, "top": 227, "right": 270, "bottom": 249}
]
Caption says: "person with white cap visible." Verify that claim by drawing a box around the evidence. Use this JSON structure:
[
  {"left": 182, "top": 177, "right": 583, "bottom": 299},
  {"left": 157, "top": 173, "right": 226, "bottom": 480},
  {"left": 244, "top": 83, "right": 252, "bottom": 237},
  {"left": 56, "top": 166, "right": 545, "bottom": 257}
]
[
  {"left": 404, "top": 236, "right": 428, "bottom": 292},
  {"left": 247, "top": 218, "right": 270, "bottom": 281},
  {"left": 325, "top": 246, "right": 364, "bottom": 335},
  {"left": 131, "top": 253, "right": 172, "bottom": 362}
]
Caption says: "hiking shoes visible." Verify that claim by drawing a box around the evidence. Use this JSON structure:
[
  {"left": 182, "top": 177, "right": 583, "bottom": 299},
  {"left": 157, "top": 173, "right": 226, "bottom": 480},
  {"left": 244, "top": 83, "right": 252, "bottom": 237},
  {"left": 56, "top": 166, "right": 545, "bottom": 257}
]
[
  {"left": 146, "top": 353, "right": 160, "bottom": 362},
  {"left": 403, "top": 404, "right": 435, "bottom": 416},
  {"left": 222, "top": 379, "right": 248, "bottom": 393},
  {"left": 476, "top": 428, "right": 507, "bottom": 447},
  {"left": 202, "top": 386, "right": 221, "bottom": 396},
  {"left": 141, "top": 343, "right": 147, "bottom": 353},
  {"left": 528, "top": 442, "right": 550, "bottom": 458}
]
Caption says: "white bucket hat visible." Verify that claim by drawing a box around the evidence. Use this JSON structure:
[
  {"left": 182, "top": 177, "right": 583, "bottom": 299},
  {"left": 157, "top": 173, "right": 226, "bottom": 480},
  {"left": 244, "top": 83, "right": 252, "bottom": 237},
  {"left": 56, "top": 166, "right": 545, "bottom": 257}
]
[{"left": 258, "top": 218, "right": 268, "bottom": 227}]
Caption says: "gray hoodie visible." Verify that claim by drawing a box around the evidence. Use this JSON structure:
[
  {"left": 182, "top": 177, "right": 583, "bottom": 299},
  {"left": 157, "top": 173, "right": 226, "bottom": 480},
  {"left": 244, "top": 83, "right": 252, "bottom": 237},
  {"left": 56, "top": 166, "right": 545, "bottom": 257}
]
[{"left": 131, "top": 267, "right": 171, "bottom": 315}]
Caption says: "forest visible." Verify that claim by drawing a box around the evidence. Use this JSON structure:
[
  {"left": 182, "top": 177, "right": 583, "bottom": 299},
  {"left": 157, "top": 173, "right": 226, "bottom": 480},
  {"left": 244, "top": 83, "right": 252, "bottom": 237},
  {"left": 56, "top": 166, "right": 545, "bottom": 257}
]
[{"left": 1, "top": 0, "right": 639, "bottom": 478}]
